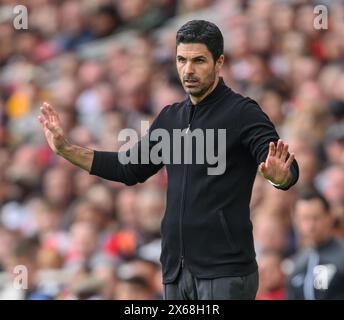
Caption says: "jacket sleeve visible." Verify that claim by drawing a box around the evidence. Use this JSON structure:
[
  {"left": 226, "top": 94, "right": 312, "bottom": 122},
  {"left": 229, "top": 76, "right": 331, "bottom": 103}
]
[
  {"left": 89, "top": 108, "right": 167, "bottom": 186},
  {"left": 239, "top": 101, "right": 299, "bottom": 190}
]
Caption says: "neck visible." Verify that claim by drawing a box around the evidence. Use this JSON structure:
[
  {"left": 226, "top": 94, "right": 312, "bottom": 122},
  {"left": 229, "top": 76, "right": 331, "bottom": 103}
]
[{"left": 189, "top": 76, "right": 220, "bottom": 105}]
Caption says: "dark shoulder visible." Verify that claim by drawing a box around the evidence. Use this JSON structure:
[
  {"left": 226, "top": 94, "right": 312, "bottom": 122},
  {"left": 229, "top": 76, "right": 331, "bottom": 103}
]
[
  {"left": 154, "top": 101, "right": 183, "bottom": 120},
  {"left": 228, "top": 88, "right": 260, "bottom": 109},
  {"left": 326, "top": 237, "right": 344, "bottom": 260},
  {"left": 150, "top": 100, "right": 186, "bottom": 130},
  {"left": 226, "top": 89, "right": 265, "bottom": 120},
  {"left": 159, "top": 99, "right": 187, "bottom": 114},
  {"left": 331, "top": 237, "right": 344, "bottom": 249}
]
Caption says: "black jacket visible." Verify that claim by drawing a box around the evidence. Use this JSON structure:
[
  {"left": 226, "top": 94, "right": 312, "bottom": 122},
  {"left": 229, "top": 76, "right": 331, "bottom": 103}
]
[
  {"left": 90, "top": 78, "right": 299, "bottom": 284},
  {"left": 286, "top": 237, "right": 344, "bottom": 300}
]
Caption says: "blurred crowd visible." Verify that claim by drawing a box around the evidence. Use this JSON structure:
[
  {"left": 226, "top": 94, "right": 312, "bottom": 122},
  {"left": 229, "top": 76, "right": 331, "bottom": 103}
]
[{"left": 0, "top": 0, "right": 344, "bottom": 300}]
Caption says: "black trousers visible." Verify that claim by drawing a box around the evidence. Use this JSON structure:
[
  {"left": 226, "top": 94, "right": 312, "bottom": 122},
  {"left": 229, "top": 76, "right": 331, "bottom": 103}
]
[{"left": 163, "top": 266, "right": 259, "bottom": 300}]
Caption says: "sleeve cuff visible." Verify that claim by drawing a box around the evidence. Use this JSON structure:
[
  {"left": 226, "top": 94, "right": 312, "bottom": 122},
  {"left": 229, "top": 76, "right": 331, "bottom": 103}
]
[{"left": 89, "top": 150, "right": 101, "bottom": 175}]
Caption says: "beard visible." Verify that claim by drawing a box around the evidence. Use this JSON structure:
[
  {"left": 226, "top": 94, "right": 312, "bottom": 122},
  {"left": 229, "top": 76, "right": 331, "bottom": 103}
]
[{"left": 183, "top": 68, "right": 216, "bottom": 98}]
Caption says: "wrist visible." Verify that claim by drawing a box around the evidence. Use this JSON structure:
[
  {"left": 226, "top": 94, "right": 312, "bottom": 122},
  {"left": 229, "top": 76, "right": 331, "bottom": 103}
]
[
  {"left": 56, "top": 140, "right": 72, "bottom": 156},
  {"left": 269, "top": 171, "right": 292, "bottom": 188}
]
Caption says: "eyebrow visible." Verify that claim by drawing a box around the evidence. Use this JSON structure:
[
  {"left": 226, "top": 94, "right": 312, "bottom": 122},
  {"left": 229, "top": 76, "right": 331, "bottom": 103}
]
[{"left": 176, "top": 55, "right": 207, "bottom": 60}]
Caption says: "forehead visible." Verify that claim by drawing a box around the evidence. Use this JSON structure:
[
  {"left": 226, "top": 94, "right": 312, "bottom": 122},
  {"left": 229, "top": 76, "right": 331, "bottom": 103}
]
[
  {"left": 176, "top": 43, "right": 211, "bottom": 57},
  {"left": 295, "top": 199, "right": 326, "bottom": 216}
]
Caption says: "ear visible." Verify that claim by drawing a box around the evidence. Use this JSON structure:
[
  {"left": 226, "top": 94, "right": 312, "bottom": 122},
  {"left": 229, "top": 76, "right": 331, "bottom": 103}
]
[{"left": 215, "top": 54, "right": 225, "bottom": 72}]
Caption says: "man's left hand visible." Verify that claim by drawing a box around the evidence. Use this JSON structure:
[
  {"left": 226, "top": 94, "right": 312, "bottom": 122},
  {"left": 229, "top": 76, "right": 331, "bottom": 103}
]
[{"left": 259, "top": 139, "right": 295, "bottom": 187}]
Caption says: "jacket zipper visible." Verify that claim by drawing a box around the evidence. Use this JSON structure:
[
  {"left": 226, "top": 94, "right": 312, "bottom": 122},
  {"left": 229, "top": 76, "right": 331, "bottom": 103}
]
[
  {"left": 185, "top": 104, "right": 196, "bottom": 134},
  {"left": 179, "top": 103, "right": 197, "bottom": 269}
]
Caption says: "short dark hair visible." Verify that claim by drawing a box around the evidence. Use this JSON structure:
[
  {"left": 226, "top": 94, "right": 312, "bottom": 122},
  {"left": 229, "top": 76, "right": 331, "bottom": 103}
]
[
  {"left": 296, "top": 189, "right": 330, "bottom": 213},
  {"left": 176, "top": 20, "right": 224, "bottom": 61}
]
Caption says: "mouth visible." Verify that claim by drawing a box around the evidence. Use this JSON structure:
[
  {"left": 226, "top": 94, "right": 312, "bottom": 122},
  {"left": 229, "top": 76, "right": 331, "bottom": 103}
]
[{"left": 184, "top": 79, "right": 199, "bottom": 87}]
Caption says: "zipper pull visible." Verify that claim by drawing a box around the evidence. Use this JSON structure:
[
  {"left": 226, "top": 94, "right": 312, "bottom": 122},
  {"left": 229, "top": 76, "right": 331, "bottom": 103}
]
[
  {"left": 181, "top": 256, "right": 184, "bottom": 268},
  {"left": 185, "top": 124, "right": 190, "bottom": 134}
]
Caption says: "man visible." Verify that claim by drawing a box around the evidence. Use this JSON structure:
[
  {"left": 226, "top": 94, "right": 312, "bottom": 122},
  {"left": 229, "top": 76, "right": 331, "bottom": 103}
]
[
  {"left": 38, "top": 20, "right": 299, "bottom": 299},
  {"left": 256, "top": 250, "right": 286, "bottom": 300},
  {"left": 286, "top": 190, "right": 344, "bottom": 300}
]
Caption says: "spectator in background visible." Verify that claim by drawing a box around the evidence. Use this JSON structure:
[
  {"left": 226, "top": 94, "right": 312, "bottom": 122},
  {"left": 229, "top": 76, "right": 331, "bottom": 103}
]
[
  {"left": 253, "top": 210, "right": 289, "bottom": 258},
  {"left": 57, "top": 1, "right": 94, "bottom": 51},
  {"left": 90, "top": 5, "right": 122, "bottom": 39},
  {"left": 256, "top": 250, "right": 285, "bottom": 300},
  {"left": 316, "top": 166, "right": 344, "bottom": 206},
  {"left": 114, "top": 275, "right": 154, "bottom": 300},
  {"left": 0, "top": 237, "right": 54, "bottom": 300},
  {"left": 286, "top": 190, "right": 344, "bottom": 300},
  {"left": 114, "top": 258, "right": 160, "bottom": 300},
  {"left": 323, "top": 124, "right": 344, "bottom": 165}
]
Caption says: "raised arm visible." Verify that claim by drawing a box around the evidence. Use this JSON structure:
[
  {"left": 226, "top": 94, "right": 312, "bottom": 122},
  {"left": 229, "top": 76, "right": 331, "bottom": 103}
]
[
  {"left": 38, "top": 102, "right": 165, "bottom": 186},
  {"left": 38, "top": 102, "right": 94, "bottom": 172},
  {"left": 240, "top": 101, "right": 299, "bottom": 190}
]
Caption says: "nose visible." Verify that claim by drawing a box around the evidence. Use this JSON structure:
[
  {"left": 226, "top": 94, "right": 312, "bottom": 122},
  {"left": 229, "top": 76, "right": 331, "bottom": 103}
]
[{"left": 184, "top": 61, "right": 194, "bottom": 75}]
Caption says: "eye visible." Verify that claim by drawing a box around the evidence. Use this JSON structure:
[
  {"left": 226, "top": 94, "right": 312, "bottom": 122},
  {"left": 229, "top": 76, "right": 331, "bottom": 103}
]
[
  {"left": 194, "top": 58, "right": 205, "bottom": 64},
  {"left": 177, "top": 57, "right": 186, "bottom": 63}
]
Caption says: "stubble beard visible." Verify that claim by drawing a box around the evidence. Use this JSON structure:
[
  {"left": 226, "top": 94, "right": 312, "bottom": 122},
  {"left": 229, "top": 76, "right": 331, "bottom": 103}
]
[{"left": 184, "top": 69, "right": 216, "bottom": 98}]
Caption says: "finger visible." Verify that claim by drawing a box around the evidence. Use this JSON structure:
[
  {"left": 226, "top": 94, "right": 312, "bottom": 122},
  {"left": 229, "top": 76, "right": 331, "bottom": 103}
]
[
  {"left": 39, "top": 116, "right": 50, "bottom": 131},
  {"left": 268, "top": 141, "right": 276, "bottom": 157},
  {"left": 281, "top": 143, "right": 289, "bottom": 162},
  {"left": 41, "top": 102, "right": 53, "bottom": 121},
  {"left": 38, "top": 115, "right": 45, "bottom": 126},
  {"left": 41, "top": 103, "right": 55, "bottom": 124},
  {"left": 44, "top": 102, "right": 55, "bottom": 122},
  {"left": 38, "top": 116, "right": 45, "bottom": 129},
  {"left": 46, "top": 103, "right": 60, "bottom": 123},
  {"left": 276, "top": 139, "right": 283, "bottom": 158},
  {"left": 40, "top": 105, "right": 50, "bottom": 121},
  {"left": 285, "top": 153, "right": 295, "bottom": 169},
  {"left": 44, "top": 119, "right": 57, "bottom": 134},
  {"left": 46, "top": 103, "right": 55, "bottom": 116}
]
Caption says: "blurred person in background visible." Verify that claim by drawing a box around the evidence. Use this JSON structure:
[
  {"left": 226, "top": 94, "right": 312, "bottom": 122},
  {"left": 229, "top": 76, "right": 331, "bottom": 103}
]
[
  {"left": 41, "top": 167, "right": 73, "bottom": 211},
  {"left": 114, "top": 274, "right": 154, "bottom": 300},
  {"left": 134, "top": 187, "right": 165, "bottom": 244},
  {"left": 286, "top": 190, "right": 344, "bottom": 300},
  {"left": 57, "top": 0, "right": 94, "bottom": 51},
  {"left": 315, "top": 165, "right": 344, "bottom": 238},
  {"left": 91, "top": 260, "right": 117, "bottom": 300},
  {"left": 0, "top": 237, "right": 54, "bottom": 300},
  {"left": 256, "top": 250, "right": 286, "bottom": 300},
  {"left": 114, "top": 258, "right": 161, "bottom": 300},
  {"left": 323, "top": 124, "right": 344, "bottom": 166},
  {"left": 64, "top": 221, "right": 109, "bottom": 271},
  {"left": 315, "top": 165, "right": 344, "bottom": 206},
  {"left": 253, "top": 210, "right": 289, "bottom": 258}
]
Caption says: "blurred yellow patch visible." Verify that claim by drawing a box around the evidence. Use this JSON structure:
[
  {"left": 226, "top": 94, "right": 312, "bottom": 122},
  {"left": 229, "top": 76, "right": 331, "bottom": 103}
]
[{"left": 6, "top": 91, "right": 31, "bottom": 119}]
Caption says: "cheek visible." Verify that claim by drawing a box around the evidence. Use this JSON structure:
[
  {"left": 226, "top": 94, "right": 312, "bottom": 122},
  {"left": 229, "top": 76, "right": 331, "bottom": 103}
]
[
  {"left": 176, "top": 65, "right": 185, "bottom": 76},
  {"left": 298, "top": 221, "right": 313, "bottom": 233}
]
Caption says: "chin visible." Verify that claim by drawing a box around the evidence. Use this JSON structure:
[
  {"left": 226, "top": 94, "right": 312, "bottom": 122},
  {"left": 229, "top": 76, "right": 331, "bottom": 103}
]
[{"left": 185, "top": 88, "right": 202, "bottom": 96}]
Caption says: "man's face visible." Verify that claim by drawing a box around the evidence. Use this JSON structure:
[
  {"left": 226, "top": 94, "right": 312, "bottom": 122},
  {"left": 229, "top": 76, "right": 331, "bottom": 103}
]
[
  {"left": 294, "top": 199, "right": 332, "bottom": 247},
  {"left": 176, "top": 43, "right": 222, "bottom": 99}
]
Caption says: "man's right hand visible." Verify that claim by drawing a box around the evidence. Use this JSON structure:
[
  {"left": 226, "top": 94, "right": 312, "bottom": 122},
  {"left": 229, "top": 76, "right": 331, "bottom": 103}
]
[
  {"left": 38, "top": 102, "right": 94, "bottom": 172},
  {"left": 38, "top": 102, "right": 69, "bottom": 155}
]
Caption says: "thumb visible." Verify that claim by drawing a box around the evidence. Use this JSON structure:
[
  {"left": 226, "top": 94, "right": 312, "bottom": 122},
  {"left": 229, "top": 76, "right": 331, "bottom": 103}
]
[
  {"left": 44, "top": 120, "right": 54, "bottom": 132},
  {"left": 259, "top": 162, "right": 266, "bottom": 174}
]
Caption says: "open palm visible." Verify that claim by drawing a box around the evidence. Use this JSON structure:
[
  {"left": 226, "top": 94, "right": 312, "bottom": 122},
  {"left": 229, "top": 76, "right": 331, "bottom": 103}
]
[
  {"left": 259, "top": 139, "right": 295, "bottom": 185},
  {"left": 38, "top": 102, "right": 67, "bottom": 154}
]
